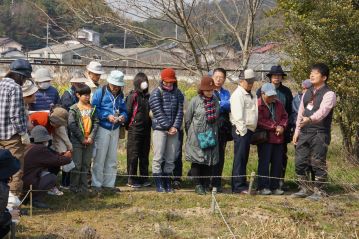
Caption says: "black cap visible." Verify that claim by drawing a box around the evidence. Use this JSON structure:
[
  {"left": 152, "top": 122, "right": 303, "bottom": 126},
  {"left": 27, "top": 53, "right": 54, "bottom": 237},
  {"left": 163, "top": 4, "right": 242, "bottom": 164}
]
[{"left": 10, "top": 59, "right": 33, "bottom": 78}]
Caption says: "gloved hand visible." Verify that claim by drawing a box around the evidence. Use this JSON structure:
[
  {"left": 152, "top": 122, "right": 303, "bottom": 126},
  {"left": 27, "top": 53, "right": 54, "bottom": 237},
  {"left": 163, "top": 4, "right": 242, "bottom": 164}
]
[{"left": 20, "top": 133, "right": 31, "bottom": 145}]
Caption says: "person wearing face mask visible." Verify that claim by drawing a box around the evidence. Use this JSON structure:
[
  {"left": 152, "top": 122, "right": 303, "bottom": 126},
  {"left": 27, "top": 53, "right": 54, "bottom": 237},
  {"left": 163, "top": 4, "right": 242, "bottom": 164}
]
[
  {"left": 125, "top": 73, "right": 152, "bottom": 188},
  {"left": 22, "top": 126, "right": 72, "bottom": 208},
  {"left": 91, "top": 70, "right": 127, "bottom": 193},
  {"left": 29, "top": 68, "right": 60, "bottom": 111},
  {"left": 256, "top": 83, "right": 288, "bottom": 196},
  {"left": 0, "top": 59, "right": 32, "bottom": 197}
]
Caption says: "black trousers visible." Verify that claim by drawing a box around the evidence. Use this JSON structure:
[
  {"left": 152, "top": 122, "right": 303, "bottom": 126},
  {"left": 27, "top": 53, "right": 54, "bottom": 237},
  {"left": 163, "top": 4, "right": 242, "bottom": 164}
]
[
  {"left": 173, "top": 129, "right": 184, "bottom": 181},
  {"left": 127, "top": 128, "right": 151, "bottom": 184},
  {"left": 257, "top": 143, "right": 283, "bottom": 190},
  {"left": 191, "top": 163, "right": 213, "bottom": 187},
  {"left": 212, "top": 133, "right": 227, "bottom": 188},
  {"left": 295, "top": 131, "right": 330, "bottom": 183},
  {"left": 231, "top": 128, "right": 254, "bottom": 192}
]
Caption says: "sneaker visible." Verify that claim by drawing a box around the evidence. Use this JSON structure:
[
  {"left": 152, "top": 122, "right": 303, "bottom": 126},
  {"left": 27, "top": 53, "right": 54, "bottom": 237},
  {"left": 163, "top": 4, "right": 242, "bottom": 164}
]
[
  {"left": 272, "top": 189, "right": 284, "bottom": 195},
  {"left": 59, "top": 185, "right": 70, "bottom": 190},
  {"left": 142, "top": 181, "right": 152, "bottom": 187},
  {"left": 126, "top": 183, "right": 142, "bottom": 188},
  {"left": 258, "top": 188, "right": 272, "bottom": 195},
  {"left": 195, "top": 185, "right": 206, "bottom": 195},
  {"left": 103, "top": 187, "right": 121, "bottom": 193},
  {"left": 291, "top": 187, "right": 310, "bottom": 198},
  {"left": 48, "top": 187, "right": 64, "bottom": 196},
  {"left": 91, "top": 186, "right": 102, "bottom": 194},
  {"left": 306, "top": 188, "right": 325, "bottom": 201},
  {"left": 173, "top": 180, "right": 181, "bottom": 190}
]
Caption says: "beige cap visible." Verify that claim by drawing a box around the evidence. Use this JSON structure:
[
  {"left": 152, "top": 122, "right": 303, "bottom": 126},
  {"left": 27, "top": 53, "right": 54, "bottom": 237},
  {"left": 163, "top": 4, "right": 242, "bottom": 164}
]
[
  {"left": 33, "top": 68, "right": 53, "bottom": 82},
  {"left": 22, "top": 80, "right": 38, "bottom": 97}
]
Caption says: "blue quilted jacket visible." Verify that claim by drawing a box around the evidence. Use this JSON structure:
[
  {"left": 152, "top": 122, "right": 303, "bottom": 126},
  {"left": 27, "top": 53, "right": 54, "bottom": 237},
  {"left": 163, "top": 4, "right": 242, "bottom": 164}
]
[
  {"left": 28, "top": 86, "right": 60, "bottom": 111},
  {"left": 149, "top": 84, "right": 184, "bottom": 131}
]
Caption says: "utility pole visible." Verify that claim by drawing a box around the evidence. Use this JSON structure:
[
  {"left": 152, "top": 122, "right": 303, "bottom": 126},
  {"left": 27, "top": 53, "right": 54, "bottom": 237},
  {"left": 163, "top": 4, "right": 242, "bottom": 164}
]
[
  {"left": 123, "top": 29, "right": 127, "bottom": 49},
  {"left": 175, "top": 24, "right": 178, "bottom": 40},
  {"left": 46, "top": 20, "right": 49, "bottom": 47}
]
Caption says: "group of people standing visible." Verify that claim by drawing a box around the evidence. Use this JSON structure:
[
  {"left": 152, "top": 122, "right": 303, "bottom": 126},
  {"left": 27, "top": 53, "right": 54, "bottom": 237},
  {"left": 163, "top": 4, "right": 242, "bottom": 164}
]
[{"left": 0, "top": 59, "right": 336, "bottom": 217}]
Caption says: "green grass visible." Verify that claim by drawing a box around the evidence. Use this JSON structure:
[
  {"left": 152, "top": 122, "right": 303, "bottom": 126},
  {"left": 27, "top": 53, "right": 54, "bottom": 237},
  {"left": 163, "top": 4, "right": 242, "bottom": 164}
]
[{"left": 15, "top": 125, "right": 359, "bottom": 238}]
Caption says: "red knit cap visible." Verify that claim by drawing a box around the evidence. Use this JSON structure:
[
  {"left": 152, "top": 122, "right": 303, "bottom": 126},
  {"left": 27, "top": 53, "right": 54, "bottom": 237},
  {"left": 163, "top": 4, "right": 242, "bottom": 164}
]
[{"left": 160, "top": 68, "right": 177, "bottom": 83}]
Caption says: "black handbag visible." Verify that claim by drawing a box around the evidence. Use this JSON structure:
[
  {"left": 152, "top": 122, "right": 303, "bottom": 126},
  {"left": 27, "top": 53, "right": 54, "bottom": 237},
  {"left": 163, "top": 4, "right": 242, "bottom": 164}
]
[{"left": 250, "top": 128, "right": 268, "bottom": 145}]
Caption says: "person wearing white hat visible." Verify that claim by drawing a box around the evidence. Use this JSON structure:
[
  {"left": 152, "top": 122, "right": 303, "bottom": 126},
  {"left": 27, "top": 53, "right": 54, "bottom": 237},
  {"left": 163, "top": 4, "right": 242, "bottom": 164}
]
[
  {"left": 91, "top": 70, "right": 127, "bottom": 192},
  {"left": 85, "top": 61, "right": 104, "bottom": 93},
  {"left": 61, "top": 70, "right": 88, "bottom": 111},
  {"left": 230, "top": 69, "right": 258, "bottom": 194},
  {"left": 29, "top": 68, "right": 60, "bottom": 111}
]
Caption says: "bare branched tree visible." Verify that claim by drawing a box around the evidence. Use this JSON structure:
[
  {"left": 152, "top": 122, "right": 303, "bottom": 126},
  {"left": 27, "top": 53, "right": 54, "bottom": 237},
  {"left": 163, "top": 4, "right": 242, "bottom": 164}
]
[{"left": 30, "top": 0, "right": 264, "bottom": 76}]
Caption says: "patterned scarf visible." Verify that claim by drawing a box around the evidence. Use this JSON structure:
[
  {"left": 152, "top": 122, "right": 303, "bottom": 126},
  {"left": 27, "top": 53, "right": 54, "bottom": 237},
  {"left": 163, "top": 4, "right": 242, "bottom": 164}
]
[{"left": 202, "top": 95, "right": 217, "bottom": 124}]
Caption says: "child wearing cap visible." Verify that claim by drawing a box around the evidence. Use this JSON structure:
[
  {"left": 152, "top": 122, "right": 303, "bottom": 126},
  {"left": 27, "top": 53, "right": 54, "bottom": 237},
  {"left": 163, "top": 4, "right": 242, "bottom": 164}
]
[
  {"left": 256, "top": 83, "right": 288, "bottom": 195},
  {"left": 91, "top": 70, "right": 127, "bottom": 192},
  {"left": 149, "top": 68, "right": 184, "bottom": 193},
  {"left": 68, "top": 84, "right": 99, "bottom": 194},
  {"left": 185, "top": 76, "right": 219, "bottom": 195}
]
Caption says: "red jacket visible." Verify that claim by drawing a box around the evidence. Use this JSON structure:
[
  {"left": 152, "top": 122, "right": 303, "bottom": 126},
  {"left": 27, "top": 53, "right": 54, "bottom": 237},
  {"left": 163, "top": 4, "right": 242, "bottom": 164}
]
[{"left": 257, "top": 98, "right": 288, "bottom": 144}]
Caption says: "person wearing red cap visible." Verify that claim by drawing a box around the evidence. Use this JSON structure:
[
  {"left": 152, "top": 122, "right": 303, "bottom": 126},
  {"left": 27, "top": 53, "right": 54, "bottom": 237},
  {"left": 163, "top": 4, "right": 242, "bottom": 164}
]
[
  {"left": 149, "top": 68, "right": 184, "bottom": 193},
  {"left": 185, "top": 76, "right": 219, "bottom": 195}
]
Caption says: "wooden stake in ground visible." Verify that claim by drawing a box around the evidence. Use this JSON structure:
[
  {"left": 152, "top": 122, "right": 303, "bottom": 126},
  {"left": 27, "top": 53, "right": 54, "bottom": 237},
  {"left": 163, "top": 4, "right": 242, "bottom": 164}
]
[
  {"left": 30, "top": 185, "right": 33, "bottom": 217},
  {"left": 248, "top": 172, "right": 256, "bottom": 195}
]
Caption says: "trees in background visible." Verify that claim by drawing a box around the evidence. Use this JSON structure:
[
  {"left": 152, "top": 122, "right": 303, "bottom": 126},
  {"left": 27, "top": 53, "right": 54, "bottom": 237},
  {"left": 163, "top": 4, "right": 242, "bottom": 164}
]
[{"left": 272, "top": 0, "right": 359, "bottom": 162}]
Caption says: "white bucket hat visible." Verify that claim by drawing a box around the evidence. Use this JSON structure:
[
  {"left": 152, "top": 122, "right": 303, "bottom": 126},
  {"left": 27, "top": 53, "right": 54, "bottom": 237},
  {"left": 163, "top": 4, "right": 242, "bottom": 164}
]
[
  {"left": 70, "top": 70, "right": 88, "bottom": 83},
  {"left": 86, "top": 61, "right": 104, "bottom": 75},
  {"left": 107, "top": 70, "right": 125, "bottom": 87},
  {"left": 33, "top": 68, "right": 53, "bottom": 82},
  {"left": 22, "top": 80, "right": 38, "bottom": 97}
]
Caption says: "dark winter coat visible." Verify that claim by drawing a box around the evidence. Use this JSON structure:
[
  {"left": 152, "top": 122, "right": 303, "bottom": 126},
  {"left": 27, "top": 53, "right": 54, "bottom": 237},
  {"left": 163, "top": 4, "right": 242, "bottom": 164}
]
[
  {"left": 126, "top": 79, "right": 151, "bottom": 133},
  {"left": 22, "top": 145, "right": 71, "bottom": 187},
  {"left": 29, "top": 86, "right": 60, "bottom": 111},
  {"left": 149, "top": 83, "right": 184, "bottom": 131},
  {"left": 61, "top": 86, "right": 78, "bottom": 111},
  {"left": 257, "top": 97, "right": 288, "bottom": 144}
]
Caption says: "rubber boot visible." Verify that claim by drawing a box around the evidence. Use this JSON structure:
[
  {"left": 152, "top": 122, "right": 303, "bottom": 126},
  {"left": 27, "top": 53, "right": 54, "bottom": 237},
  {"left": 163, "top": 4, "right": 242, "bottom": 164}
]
[
  {"left": 153, "top": 173, "right": 165, "bottom": 193},
  {"left": 163, "top": 173, "right": 173, "bottom": 193}
]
